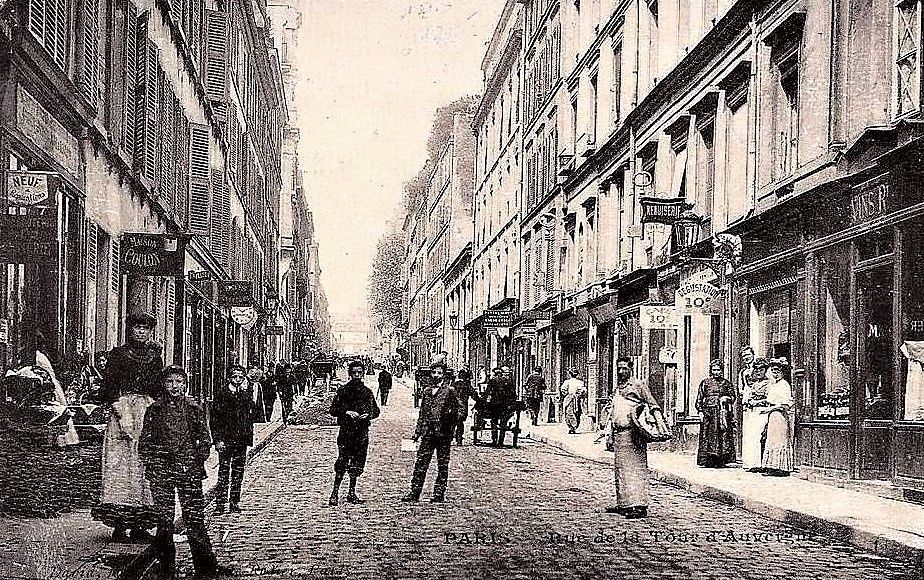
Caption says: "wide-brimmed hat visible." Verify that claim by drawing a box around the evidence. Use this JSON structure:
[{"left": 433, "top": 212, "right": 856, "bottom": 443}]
[
  {"left": 126, "top": 311, "right": 157, "bottom": 328},
  {"left": 769, "top": 357, "right": 790, "bottom": 368}
]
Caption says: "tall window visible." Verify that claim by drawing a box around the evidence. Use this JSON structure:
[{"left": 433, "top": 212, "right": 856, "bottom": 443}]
[
  {"left": 773, "top": 40, "right": 800, "bottom": 179},
  {"left": 696, "top": 117, "right": 716, "bottom": 235},
  {"left": 589, "top": 74, "right": 598, "bottom": 145},
  {"left": 612, "top": 44, "right": 622, "bottom": 124},
  {"left": 896, "top": 0, "right": 921, "bottom": 117}
]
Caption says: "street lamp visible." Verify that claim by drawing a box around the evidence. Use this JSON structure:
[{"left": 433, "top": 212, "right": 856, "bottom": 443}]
[
  {"left": 672, "top": 209, "right": 741, "bottom": 283},
  {"left": 448, "top": 311, "right": 461, "bottom": 331},
  {"left": 264, "top": 288, "right": 279, "bottom": 314}
]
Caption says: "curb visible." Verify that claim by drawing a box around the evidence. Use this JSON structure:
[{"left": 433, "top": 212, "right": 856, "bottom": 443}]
[
  {"left": 119, "top": 420, "right": 288, "bottom": 580},
  {"left": 532, "top": 432, "right": 924, "bottom": 569}
]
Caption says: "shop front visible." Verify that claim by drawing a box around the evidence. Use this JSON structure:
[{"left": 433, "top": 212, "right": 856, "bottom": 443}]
[{"left": 737, "top": 163, "right": 924, "bottom": 492}]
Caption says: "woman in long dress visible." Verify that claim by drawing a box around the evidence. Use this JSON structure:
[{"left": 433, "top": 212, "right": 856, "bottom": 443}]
[
  {"left": 606, "top": 357, "right": 664, "bottom": 519},
  {"left": 741, "top": 357, "right": 771, "bottom": 471},
  {"left": 695, "top": 360, "right": 736, "bottom": 468},
  {"left": 761, "top": 357, "right": 795, "bottom": 476},
  {"left": 91, "top": 312, "right": 164, "bottom": 542},
  {"left": 559, "top": 369, "right": 586, "bottom": 434}
]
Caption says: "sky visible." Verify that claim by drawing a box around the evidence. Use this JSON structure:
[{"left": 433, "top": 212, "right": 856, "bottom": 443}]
[{"left": 290, "top": 1, "right": 505, "bottom": 316}]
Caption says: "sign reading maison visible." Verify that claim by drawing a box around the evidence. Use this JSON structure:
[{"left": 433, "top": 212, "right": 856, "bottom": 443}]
[{"left": 120, "top": 233, "right": 186, "bottom": 276}]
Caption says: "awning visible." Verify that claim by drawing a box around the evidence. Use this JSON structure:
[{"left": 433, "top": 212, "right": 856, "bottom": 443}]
[{"left": 553, "top": 306, "right": 591, "bottom": 336}]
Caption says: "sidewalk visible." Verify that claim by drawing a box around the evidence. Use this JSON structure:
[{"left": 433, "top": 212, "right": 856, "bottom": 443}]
[
  {"left": 529, "top": 422, "right": 924, "bottom": 568},
  {"left": 0, "top": 419, "right": 286, "bottom": 580}
]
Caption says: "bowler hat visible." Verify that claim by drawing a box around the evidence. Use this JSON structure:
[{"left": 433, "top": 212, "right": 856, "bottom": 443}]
[{"left": 126, "top": 311, "right": 157, "bottom": 328}]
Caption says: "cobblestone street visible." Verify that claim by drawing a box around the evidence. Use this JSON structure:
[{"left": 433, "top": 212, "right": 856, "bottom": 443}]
[{"left": 160, "top": 380, "right": 919, "bottom": 580}]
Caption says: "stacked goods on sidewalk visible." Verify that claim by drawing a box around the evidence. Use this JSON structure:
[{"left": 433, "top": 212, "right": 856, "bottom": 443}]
[{"left": 287, "top": 391, "right": 338, "bottom": 426}]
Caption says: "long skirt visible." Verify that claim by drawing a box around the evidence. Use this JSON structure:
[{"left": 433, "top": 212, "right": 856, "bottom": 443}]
[
  {"left": 613, "top": 428, "right": 650, "bottom": 508},
  {"left": 91, "top": 394, "right": 159, "bottom": 530},
  {"left": 762, "top": 410, "right": 794, "bottom": 472},
  {"left": 562, "top": 395, "right": 583, "bottom": 430},
  {"left": 741, "top": 410, "right": 769, "bottom": 469},
  {"left": 697, "top": 407, "right": 736, "bottom": 466}
]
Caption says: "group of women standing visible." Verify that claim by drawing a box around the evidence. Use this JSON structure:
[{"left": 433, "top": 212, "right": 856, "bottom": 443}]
[{"left": 694, "top": 348, "right": 795, "bottom": 476}]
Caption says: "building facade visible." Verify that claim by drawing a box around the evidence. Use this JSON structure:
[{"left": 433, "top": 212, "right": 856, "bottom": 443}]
[
  {"left": 0, "top": 0, "right": 317, "bottom": 401},
  {"left": 469, "top": 0, "right": 524, "bottom": 378}
]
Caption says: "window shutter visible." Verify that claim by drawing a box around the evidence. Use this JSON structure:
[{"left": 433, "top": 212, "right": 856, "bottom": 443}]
[
  {"left": 86, "top": 220, "right": 98, "bottom": 285},
  {"left": 122, "top": 2, "right": 138, "bottom": 157},
  {"left": 167, "top": 279, "right": 175, "bottom": 323},
  {"left": 135, "top": 23, "right": 159, "bottom": 182},
  {"left": 79, "top": 0, "right": 100, "bottom": 107},
  {"left": 204, "top": 9, "right": 229, "bottom": 114},
  {"left": 188, "top": 122, "right": 211, "bottom": 235},
  {"left": 28, "top": 0, "right": 46, "bottom": 41},
  {"left": 209, "top": 169, "right": 231, "bottom": 268},
  {"left": 175, "top": 111, "right": 190, "bottom": 228},
  {"left": 110, "top": 236, "right": 121, "bottom": 296}
]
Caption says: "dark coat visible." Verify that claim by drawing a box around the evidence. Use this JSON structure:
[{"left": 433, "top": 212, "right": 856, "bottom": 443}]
[
  {"left": 415, "top": 381, "right": 460, "bottom": 439},
  {"left": 101, "top": 342, "right": 165, "bottom": 403},
  {"left": 378, "top": 370, "right": 393, "bottom": 392},
  {"left": 524, "top": 373, "right": 547, "bottom": 399},
  {"left": 211, "top": 385, "right": 260, "bottom": 447},
  {"left": 484, "top": 377, "right": 516, "bottom": 416},
  {"left": 139, "top": 395, "right": 212, "bottom": 480},
  {"left": 329, "top": 379, "right": 380, "bottom": 446},
  {"left": 276, "top": 374, "right": 296, "bottom": 401}
]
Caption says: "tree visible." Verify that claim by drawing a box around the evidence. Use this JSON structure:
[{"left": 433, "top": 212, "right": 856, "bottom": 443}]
[{"left": 367, "top": 223, "right": 405, "bottom": 333}]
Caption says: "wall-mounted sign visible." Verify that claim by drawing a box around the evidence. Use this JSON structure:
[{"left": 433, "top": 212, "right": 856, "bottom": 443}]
[
  {"left": 265, "top": 325, "right": 285, "bottom": 336},
  {"left": 16, "top": 85, "right": 80, "bottom": 179},
  {"left": 484, "top": 308, "right": 515, "bottom": 328},
  {"left": 218, "top": 280, "right": 255, "bottom": 307},
  {"left": 6, "top": 171, "right": 59, "bottom": 207},
  {"left": 188, "top": 270, "right": 211, "bottom": 282},
  {"left": 0, "top": 319, "right": 8, "bottom": 343},
  {"left": 0, "top": 213, "right": 58, "bottom": 264},
  {"left": 639, "top": 197, "right": 691, "bottom": 225},
  {"left": 640, "top": 305, "right": 679, "bottom": 329},
  {"left": 676, "top": 281, "right": 725, "bottom": 316},
  {"left": 850, "top": 176, "right": 891, "bottom": 225},
  {"left": 120, "top": 233, "right": 186, "bottom": 276}
]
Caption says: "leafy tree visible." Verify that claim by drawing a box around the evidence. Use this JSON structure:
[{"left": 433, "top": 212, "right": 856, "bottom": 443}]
[{"left": 367, "top": 222, "right": 406, "bottom": 332}]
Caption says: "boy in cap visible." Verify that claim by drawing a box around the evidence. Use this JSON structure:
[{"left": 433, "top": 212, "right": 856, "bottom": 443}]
[{"left": 328, "top": 360, "right": 380, "bottom": 506}]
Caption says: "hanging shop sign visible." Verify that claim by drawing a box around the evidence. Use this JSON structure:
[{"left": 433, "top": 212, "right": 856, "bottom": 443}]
[
  {"left": 0, "top": 213, "right": 58, "bottom": 264},
  {"left": 639, "top": 305, "right": 679, "bottom": 329},
  {"left": 230, "top": 306, "right": 257, "bottom": 327},
  {"left": 639, "top": 197, "right": 691, "bottom": 225},
  {"left": 484, "top": 308, "right": 515, "bottom": 328},
  {"left": 676, "top": 281, "right": 725, "bottom": 316},
  {"left": 120, "top": 233, "right": 186, "bottom": 276},
  {"left": 218, "top": 280, "right": 255, "bottom": 307},
  {"left": 265, "top": 325, "right": 284, "bottom": 336}
]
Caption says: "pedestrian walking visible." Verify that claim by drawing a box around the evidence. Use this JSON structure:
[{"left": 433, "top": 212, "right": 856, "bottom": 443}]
[
  {"left": 605, "top": 358, "right": 664, "bottom": 519},
  {"left": 741, "top": 357, "right": 771, "bottom": 471},
  {"left": 560, "top": 369, "right": 587, "bottom": 434},
  {"left": 211, "top": 365, "right": 261, "bottom": 514},
  {"left": 695, "top": 360, "right": 736, "bottom": 468},
  {"left": 246, "top": 365, "right": 267, "bottom": 422},
  {"left": 761, "top": 358, "right": 795, "bottom": 476},
  {"left": 261, "top": 363, "right": 278, "bottom": 421},
  {"left": 402, "top": 362, "right": 459, "bottom": 503},
  {"left": 523, "top": 367, "right": 547, "bottom": 426},
  {"left": 484, "top": 367, "right": 516, "bottom": 446},
  {"left": 377, "top": 367, "right": 393, "bottom": 406},
  {"left": 328, "top": 360, "right": 380, "bottom": 506},
  {"left": 276, "top": 362, "right": 296, "bottom": 425},
  {"left": 453, "top": 368, "right": 478, "bottom": 445},
  {"left": 139, "top": 365, "right": 223, "bottom": 578},
  {"left": 91, "top": 311, "right": 163, "bottom": 543}
]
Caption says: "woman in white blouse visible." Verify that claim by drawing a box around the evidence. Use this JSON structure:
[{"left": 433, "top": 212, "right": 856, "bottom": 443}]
[{"left": 761, "top": 357, "right": 795, "bottom": 476}]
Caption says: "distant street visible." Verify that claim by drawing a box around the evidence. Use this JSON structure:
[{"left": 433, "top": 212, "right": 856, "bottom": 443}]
[{"left": 160, "top": 377, "right": 917, "bottom": 580}]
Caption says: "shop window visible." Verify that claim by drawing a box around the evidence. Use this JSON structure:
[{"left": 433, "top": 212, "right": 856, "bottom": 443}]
[
  {"left": 857, "top": 262, "right": 894, "bottom": 420},
  {"left": 902, "top": 224, "right": 924, "bottom": 420},
  {"left": 751, "top": 288, "right": 794, "bottom": 361},
  {"left": 817, "top": 246, "right": 851, "bottom": 419}
]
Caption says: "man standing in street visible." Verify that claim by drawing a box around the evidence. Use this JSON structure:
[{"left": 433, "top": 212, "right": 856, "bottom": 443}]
[
  {"left": 523, "top": 366, "right": 547, "bottom": 426},
  {"left": 211, "top": 365, "right": 260, "bottom": 514},
  {"left": 485, "top": 366, "right": 517, "bottom": 446},
  {"left": 328, "top": 361, "right": 380, "bottom": 506},
  {"left": 377, "top": 367, "right": 393, "bottom": 406},
  {"left": 402, "top": 362, "right": 459, "bottom": 503},
  {"left": 276, "top": 363, "right": 296, "bottom": 425}
]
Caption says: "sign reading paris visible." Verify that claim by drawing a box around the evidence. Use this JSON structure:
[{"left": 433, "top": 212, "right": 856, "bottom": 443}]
[{"left": 120, "top": 233, "right": 186, "bottom": 276}]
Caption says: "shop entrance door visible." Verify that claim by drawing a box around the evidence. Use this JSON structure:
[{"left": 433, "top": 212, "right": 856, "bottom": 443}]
[{"left": 854, "top": 261, "right": 895, "bottom": 480}]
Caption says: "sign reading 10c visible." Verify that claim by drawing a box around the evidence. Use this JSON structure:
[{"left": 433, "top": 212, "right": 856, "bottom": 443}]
[{"left": 675, "top": 282, "right": 725, "bottom": 316}]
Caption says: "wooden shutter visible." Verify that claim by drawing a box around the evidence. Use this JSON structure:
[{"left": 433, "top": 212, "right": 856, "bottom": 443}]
[
  {"left": 175, "top": 110, "right": 190, "bottom": 228},
  {"left": 135, "top": 19, "right": 159, "bottom": 181},
  {"left": 204, "top": 9, "right": 229, "bottom": 110},
  {"left": 209, "top": 169, "right": 231, "bottom": 267},
  {"left": 78, "top": 0, "right": 100, "bottom": 107},
  {"left": 188, "top": 123, "right": 211, "bottom": 235},
  {"left": 109, "top": 236, "right": 121, "bottom": 297},
  {"left": 122, "top": 2, "right": 139, "bottom": 157}
]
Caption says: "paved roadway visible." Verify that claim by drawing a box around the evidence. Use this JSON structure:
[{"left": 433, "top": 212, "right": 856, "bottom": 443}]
[{"left": 165, "top": 379, "right": 918, "bottom": 580}]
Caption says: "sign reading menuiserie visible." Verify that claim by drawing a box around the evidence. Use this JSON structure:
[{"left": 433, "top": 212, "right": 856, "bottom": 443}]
[
  {"left": 218, "top": 280, "right": 255, "bottom": 307},
  {"left": 120, "top": 233, "right": 186, "bottom": 276}
]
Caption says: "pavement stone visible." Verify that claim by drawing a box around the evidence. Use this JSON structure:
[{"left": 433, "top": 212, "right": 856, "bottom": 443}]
[{"left": 160, "top": 381, "right": 920, "bottom": 580}]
